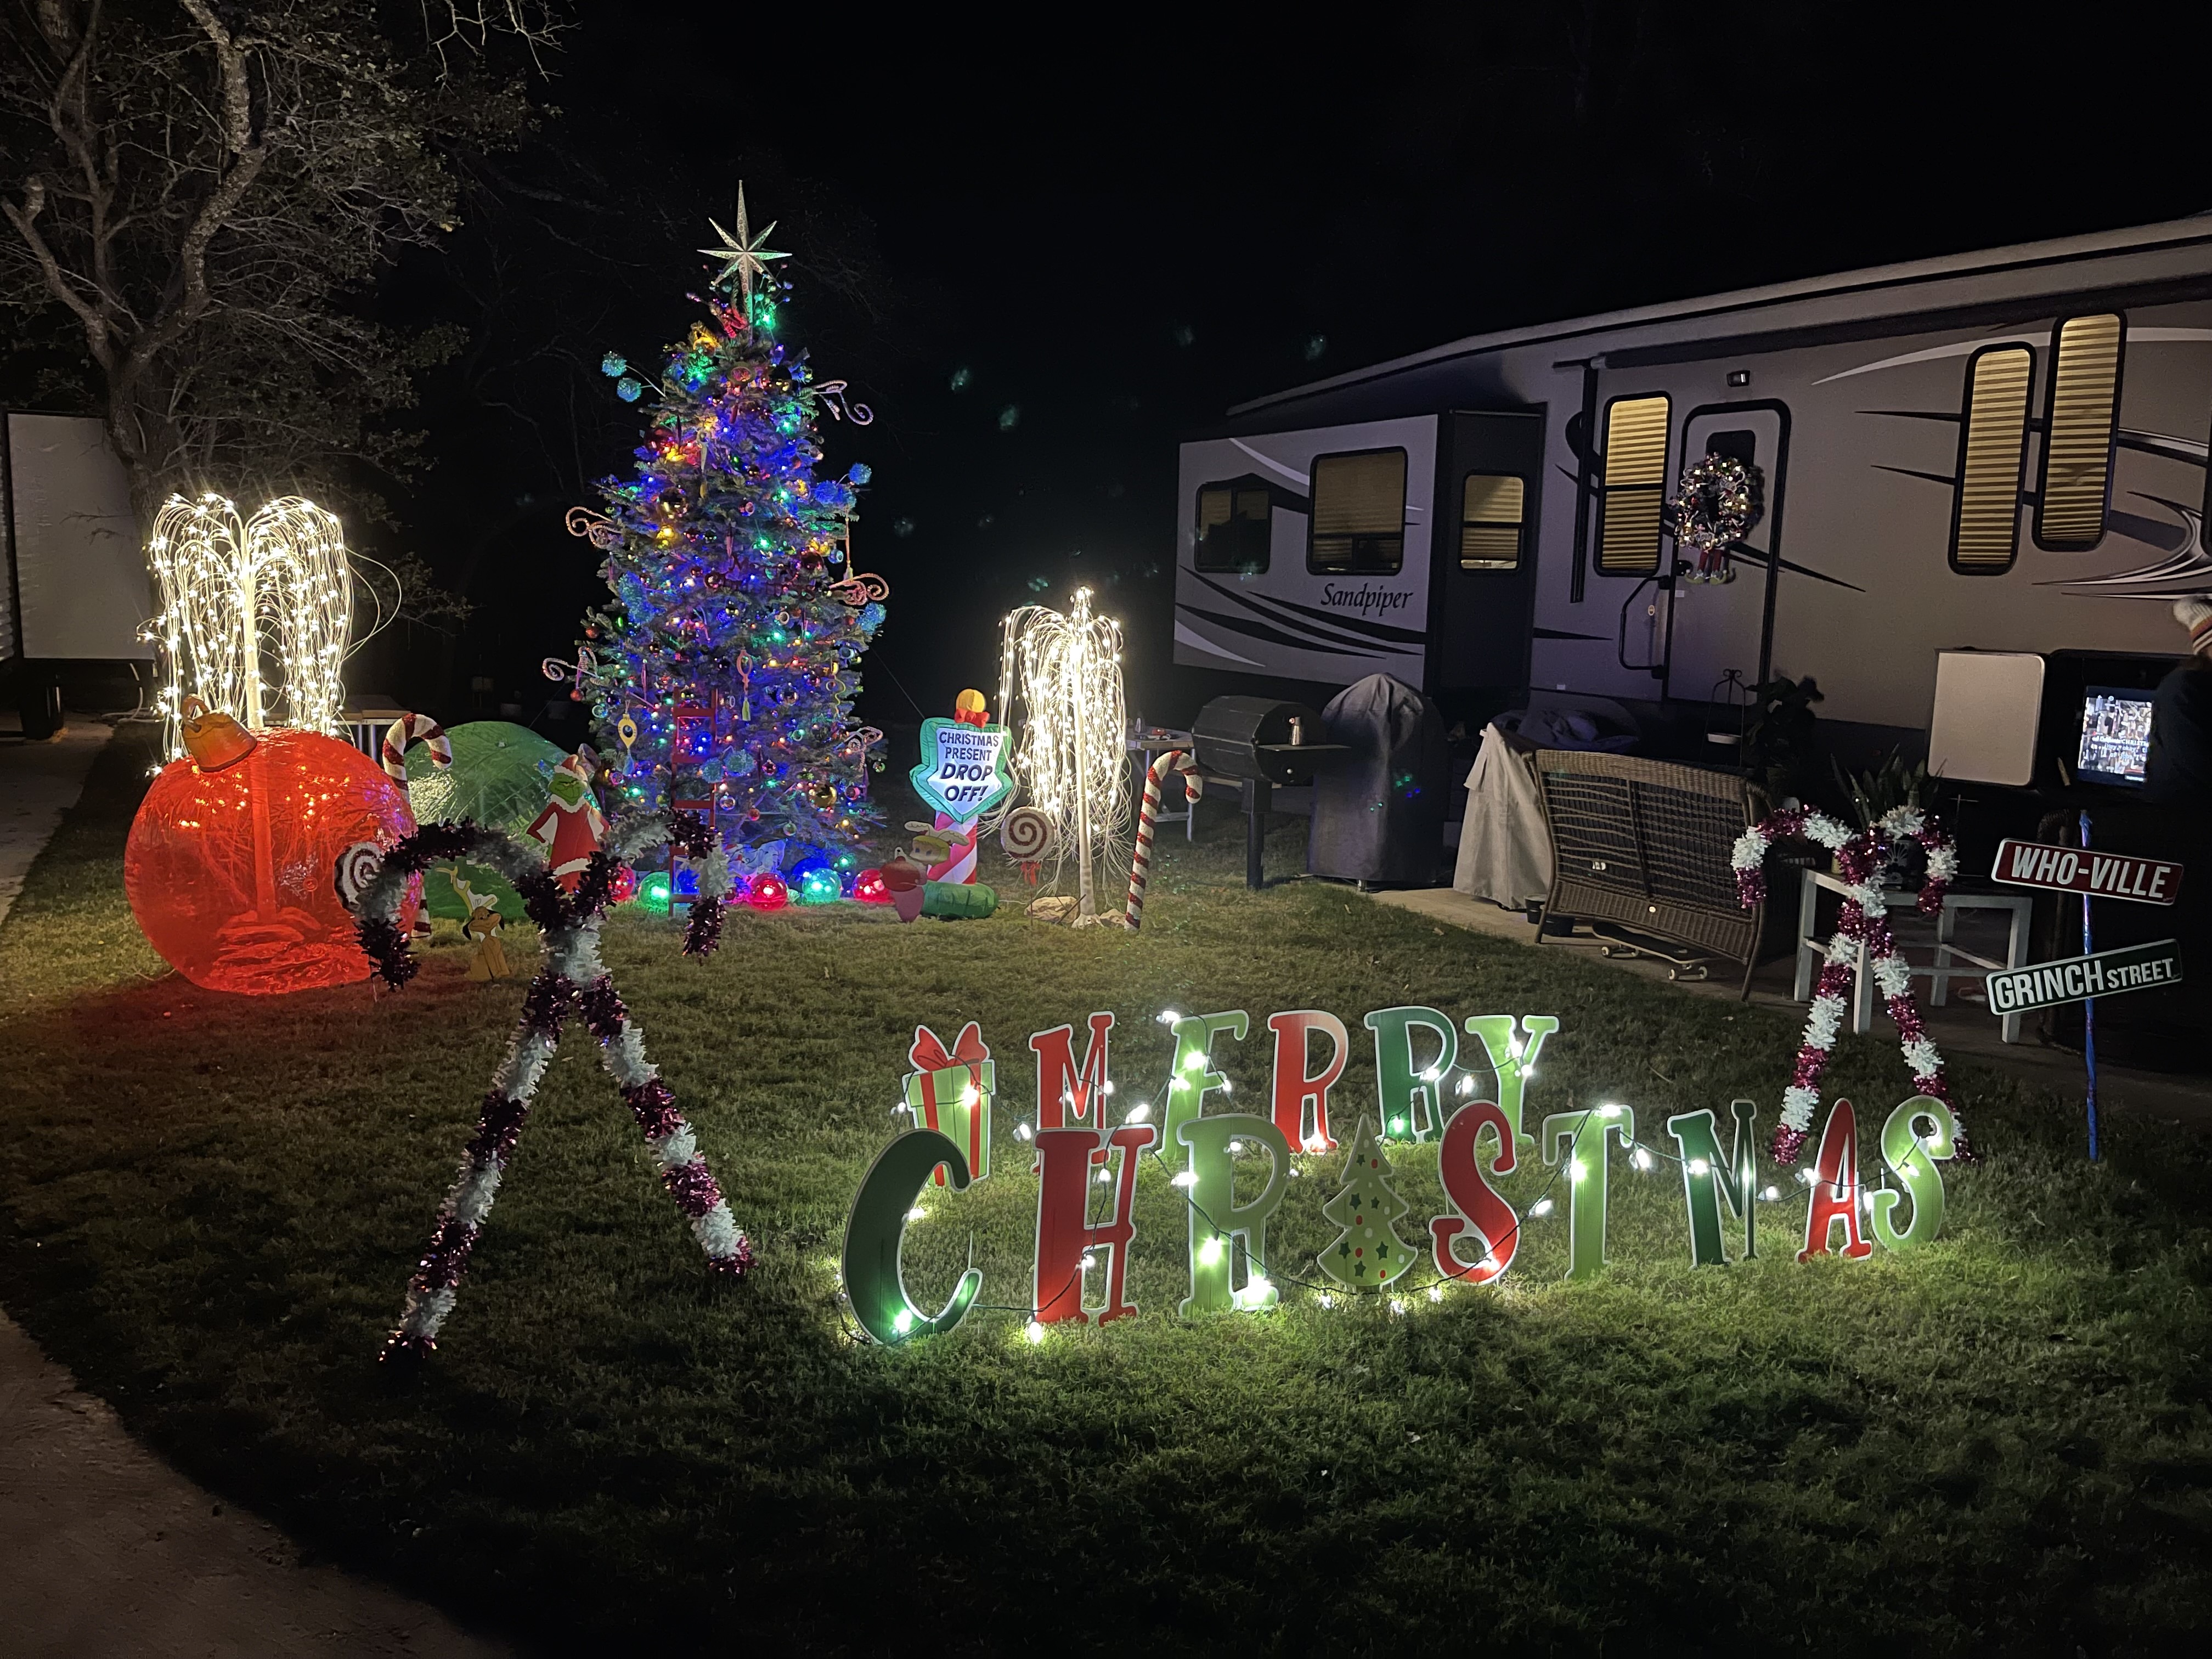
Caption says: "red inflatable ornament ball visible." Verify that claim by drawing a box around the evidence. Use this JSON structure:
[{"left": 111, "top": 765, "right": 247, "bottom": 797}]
[
  {"left": 853, "top": 867, "right": 891, "bottom": 904},
  {"left": 744, "top": 872, "right": 790, "bottom": 911},
  {"left": 608, "top": 861, "right": 640, "bottom": 905},
  {"left": 125, "top": 725, "right": 419, "bottom": 995}
]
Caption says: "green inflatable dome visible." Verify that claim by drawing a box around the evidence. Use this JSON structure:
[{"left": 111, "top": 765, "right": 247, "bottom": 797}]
[{"left": 405, "top": 721, "right": 567, "bottom": 919}]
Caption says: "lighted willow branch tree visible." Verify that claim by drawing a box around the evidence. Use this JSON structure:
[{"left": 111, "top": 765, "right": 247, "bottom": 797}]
[
  {"left": 997, "top": 589, "right": 1129, "bottom": 921},
  {"left": 145, "top": 493, "right": 353, "bottom": 758}
]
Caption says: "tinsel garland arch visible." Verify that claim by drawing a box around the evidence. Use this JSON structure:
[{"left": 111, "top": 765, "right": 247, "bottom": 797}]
[
  {"left": 348, "top": 811, "right": 746, "bottom": 1359},
  {"left": 1733, "top": 804, "right": 1975, "bottom": 1165}
]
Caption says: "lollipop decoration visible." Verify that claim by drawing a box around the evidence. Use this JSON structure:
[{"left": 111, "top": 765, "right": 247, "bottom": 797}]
[
  {"left": 998, "top": 806, "right": 1058, "bottom": 884},
  {"left": 348, "top": 811, "right": 745, "bottom": 1360}
]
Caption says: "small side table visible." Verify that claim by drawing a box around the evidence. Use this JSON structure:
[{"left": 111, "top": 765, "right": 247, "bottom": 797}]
[
  {"left": 1127, "top": 729, "right": 1197, "bottom": 839},
  {"left": 1795, "top": 868, "right": 2035, "bottom": 1043}
]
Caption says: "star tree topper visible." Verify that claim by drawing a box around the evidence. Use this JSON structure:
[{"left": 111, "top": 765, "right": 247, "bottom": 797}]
[{"left": 698, "top": 184, "right": 789, "bottom": 307}]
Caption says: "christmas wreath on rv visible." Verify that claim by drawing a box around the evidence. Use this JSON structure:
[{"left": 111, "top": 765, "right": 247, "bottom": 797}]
[{"left": 1668, "top": 451, "right": 1764, "bottom": 584}]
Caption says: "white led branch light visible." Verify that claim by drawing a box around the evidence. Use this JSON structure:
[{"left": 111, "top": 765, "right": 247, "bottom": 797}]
[{"left": 145, "top": 493, "right": 353, "bottom": 757}]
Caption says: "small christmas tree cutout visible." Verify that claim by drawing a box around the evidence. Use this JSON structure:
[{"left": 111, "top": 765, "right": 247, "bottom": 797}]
[{"left": 1317, "top": 1115, "right": 1417, "bottom": 1290}]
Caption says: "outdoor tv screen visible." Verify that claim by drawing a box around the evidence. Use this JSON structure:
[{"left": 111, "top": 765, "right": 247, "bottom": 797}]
[{"left": 2078, "top": 686, "right": 2155, "bottom": 786}]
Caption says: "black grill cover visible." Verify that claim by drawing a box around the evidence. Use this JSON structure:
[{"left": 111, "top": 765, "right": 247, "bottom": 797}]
[{"left": 1307, "top": 674, "right": 1447, "bottom": 883}]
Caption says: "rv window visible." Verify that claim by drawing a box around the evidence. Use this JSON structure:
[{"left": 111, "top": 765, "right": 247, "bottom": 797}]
[
  {"left": 1596, "top": 395, "right": 1669, "bottom": 575},
  {"left": 1459, "top": 473, "right": 1524, "bottom": 570},
  {"left": 1194, "top": 483, "right": 1272, "bottom": 574},
  {"left": 1307, "top": 449, "right": 1407, "bottom": 574},
  {"left": 2035, "top": 313, "right": 2123, "bottom": 551},
  {"left": 1950, "top": 343, "right": 2033, "bottom": 574}
]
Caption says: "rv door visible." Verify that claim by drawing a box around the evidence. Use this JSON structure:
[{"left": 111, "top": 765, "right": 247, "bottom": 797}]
[
  {"left": 1662, "top": 401, "right": 1790, "bottom": 704},
  {"left": 1429, "top": 410, "right": 1546, "bottom": 702}
]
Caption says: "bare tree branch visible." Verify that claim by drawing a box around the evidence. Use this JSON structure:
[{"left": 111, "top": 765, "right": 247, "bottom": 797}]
[{"left": 0, "top": 0, "right": 556, "bottom": 522}]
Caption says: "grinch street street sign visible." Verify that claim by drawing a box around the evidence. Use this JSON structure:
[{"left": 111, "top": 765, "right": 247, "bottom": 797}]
[
  {"left": 1985, "top": 939, "right": 2184, "bottom": 1016},
  {"left": 1991, "top": 838, "right": 2183, "bottom": 905},
  {"left": 910, "top": 717, "right": 1013, "bottom": 821}
]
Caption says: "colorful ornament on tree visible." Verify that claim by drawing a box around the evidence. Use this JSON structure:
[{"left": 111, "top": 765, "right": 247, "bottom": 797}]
[
  {"left": 902, "top": 1023, "right": 995, "bottom": 1184},
  {"left": 1734, "top": 805, "right": 1968, "bottom": 1164},
  {"left": 1317, "top": 1116, "right": 1417, "bottom": 1290},
  {"left": 126, "top": 718, "right": 418, "bottom": 995},
  {"left": 1666, "top": 451, "right": 1762, "bottom": 584},
  {"left": 348, "top": 812, "right": 744, "bottom": 1359}
]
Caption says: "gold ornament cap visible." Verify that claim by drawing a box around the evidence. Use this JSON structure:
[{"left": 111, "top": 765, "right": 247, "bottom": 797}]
[{"left": 179, "top": 695, "right": 257, "bottom": 771}]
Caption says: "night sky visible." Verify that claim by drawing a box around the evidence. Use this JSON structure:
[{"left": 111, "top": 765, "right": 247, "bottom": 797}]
[{"left": 376, "top": 5, "right": 2212, "bottom": 736}]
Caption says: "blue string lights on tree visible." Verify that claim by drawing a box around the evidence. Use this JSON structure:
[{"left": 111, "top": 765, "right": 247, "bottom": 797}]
[{"left": 563, "top": 185, "right": 889, "bottom": 893}]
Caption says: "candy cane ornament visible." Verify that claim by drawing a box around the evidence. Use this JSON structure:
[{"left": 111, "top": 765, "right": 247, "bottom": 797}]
[
  {"left": 381, "top": 713, "right": 452, "bottom": 782},
  {"left": 1124, "top": 749, "right": 1200, "bottom": 930},
  {"left": 1733, "top": 804, "right": 1970, "bottom": 1165},
  {"left": 346, "top": 811, "right": 744, "bottom": 1361}
]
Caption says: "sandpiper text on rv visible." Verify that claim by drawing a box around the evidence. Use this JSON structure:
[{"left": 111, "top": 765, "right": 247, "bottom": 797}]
[{"left": 1321, "top": 583, "right": 1414, "bottom": 614}]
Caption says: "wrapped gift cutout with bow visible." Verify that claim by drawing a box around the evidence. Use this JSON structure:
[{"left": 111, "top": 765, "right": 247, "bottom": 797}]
[{"left": 905, "top": 1022, "right": 995, "bottom": 1185}]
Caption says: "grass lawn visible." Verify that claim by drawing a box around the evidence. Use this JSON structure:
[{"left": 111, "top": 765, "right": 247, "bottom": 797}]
[{"left": 3, "top": 727, "right": 2210, "bottom": 1655}]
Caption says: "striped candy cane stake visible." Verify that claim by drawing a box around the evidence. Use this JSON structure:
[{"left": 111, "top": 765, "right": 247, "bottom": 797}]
[
  {"left": 1124, "top": 749, "right": 1199, "bottom": 930},
  {"left": 382, "top": 713, "right": 453, "bottom": 782},
  {"left": 928, "top": 811, "right": 981, "bottom": 884}
]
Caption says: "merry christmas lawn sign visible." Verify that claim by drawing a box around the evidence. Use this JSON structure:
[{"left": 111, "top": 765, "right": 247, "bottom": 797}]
[{"left": 842, "top": 1005, "right": 1966, "bottom": 1346}]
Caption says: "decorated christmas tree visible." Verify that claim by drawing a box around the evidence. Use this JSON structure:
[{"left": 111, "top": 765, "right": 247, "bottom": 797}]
[
  {"left": 570, "top": 188, "right": 887, "bottom": 887},
  {"left": 1317, "top": 1116, "right": 1418, "bottom": 1289}
]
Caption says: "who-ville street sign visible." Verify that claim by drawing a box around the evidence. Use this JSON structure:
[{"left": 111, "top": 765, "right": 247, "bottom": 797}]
[
  {"left": 1985, "top": 940, "right": 2185, "bottom": 1016},
  {"left": 1991, "top": 839, "right": 2183, "bottom": 905}
]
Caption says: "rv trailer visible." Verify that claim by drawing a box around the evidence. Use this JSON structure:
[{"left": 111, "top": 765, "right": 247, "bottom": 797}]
[{"left": 1173, "top": 217, "right": 2212, "bottom": 751}]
